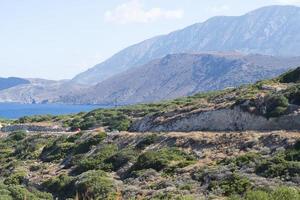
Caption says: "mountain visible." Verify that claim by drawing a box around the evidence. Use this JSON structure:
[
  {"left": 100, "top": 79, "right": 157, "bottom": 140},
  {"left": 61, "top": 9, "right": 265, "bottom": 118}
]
[
  {"left": 72, "top": 5, "right": 300, "bottom": 85},
  {"left": 0, "top": 79, "right": 88, "bottom": 104},
  {"left": 0, "top": 77, "right": 30, "bottom": 91},
  {"left": 61, "top": 53, "right": 300, "bottom": 105}
]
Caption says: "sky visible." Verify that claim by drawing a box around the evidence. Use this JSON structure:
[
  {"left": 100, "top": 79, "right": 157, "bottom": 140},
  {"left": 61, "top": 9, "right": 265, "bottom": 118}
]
[{"left": 1, "top": 0, "right": 300, "bottom": 80}]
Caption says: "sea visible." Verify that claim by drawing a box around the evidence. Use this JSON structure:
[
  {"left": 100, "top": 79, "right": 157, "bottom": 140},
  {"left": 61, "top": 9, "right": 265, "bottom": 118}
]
[{"left": 0, "top": 103, "right": 106, "bottom": 119}]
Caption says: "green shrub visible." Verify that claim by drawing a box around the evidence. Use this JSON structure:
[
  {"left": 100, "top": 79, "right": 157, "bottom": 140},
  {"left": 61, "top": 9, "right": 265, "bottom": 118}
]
[
  {"left": 265, "top": 95, "right": 289, "bottom": 118},
  {"left": 209, "top": 173, "right": 252, "bottom": 196},
  {"left": 0, "top": 184, "right": 53, "bottom": 200},
  {"left": 40, "top": 136, "right": 74, "bottom": 162},
  {"left": 230, "top": 187, "right": 300, "bottom": 200},
  {"left": 42, "top": 174, "right": 75, "bottom": 199},
  {"left": 14, "top": 137, "right": 50, "bottom": 159},
  {"left": 75, "top": 170, "right": 117, "bottom": 200},
  {"left": 220, "top": 152, "right": 261, "bottom": 168},
  {"left": 270, "top": 186, "right": 300, "bottom": 200},
  {"left": 104, "top": 148, "right": 138, "bottom": 171},
  {"left": 75, "top": 144, "right": 118, "bottom": 173},
  {"left": 8, "top": 131, "right": 26, "bottom": 141},
  {"left": 79, "top": 116, "right": 97, "bottom": 130},
  {"left": 136, "top": 134, "right": 158, "bottom": 149},
  {"left": 255, "top": 153, "right": 300, "bottom": 179},
  {"left": 131, "top": 148, "right": 195, "bottom": 172},
  {"left": 4, "top": 171, "right": 27, "bottom": 185},
  {"left": 285, "top": 140, "right": 300, "bottom": 161},
  {"left": 244, "top": 190, "right": 270, "bottom": 200},
  {"left": 73, "top": 132, "right": 106, "bottom": 154}
]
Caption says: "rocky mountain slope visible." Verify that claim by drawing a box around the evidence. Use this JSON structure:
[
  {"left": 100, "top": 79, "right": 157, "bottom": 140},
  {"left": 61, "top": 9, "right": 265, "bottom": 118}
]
[
  {"left": 0, "top": 77, "right": 29, "bottom": 91},
  {"left": 0, "top": 79, "right": 89, "bottom": 104},
  {"left": 73, "top": 5, "right": 300, "bottom": 85},
  {"left": 61, "top": 53, "right": 300, "bottom": 105}
]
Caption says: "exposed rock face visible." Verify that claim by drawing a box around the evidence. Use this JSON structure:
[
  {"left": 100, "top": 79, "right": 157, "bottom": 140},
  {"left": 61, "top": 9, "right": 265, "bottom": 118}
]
[
  {"left": 130, "top": 106, "right": 300, "bottom": 132},
  {"left": 73, "top": 5, "right": 300, "bottom": 85}
]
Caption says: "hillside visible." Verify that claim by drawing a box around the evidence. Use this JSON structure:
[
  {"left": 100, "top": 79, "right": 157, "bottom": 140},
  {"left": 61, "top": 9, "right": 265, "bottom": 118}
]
[
  {"left": 0, "top": 130, "right": 299, "bottom": 200},
  {"left": 0, "top": 68, "right": 299, "bottom": 199},
  {"left": 72, "top": 5, "right": 300, "bottom": 85},
  {"left": 62, "top": 53, "right": 300, "bottom": 105},
  {"left": 0, "top": 79, "right": 89, "bottom": 104},
  {"left": 0, "top": 77, "right": 30, "bottom": 91}
]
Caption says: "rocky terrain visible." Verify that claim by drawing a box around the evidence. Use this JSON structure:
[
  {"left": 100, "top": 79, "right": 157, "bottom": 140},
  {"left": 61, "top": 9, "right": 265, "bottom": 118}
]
[
  {"left": 73, "top": 5, "right": 300, "bottom": 85},
  {"left": 0, "top": 129, "right": 299, "bottom": 200}
]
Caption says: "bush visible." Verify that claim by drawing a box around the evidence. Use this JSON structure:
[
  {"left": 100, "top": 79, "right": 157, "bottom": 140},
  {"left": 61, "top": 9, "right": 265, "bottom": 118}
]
[
  {"left": 219, "top": 152, "right": 261, "bottom": 168},
  {"left": 265, "top": 95, "right": 289, "bottom": 118},
  {"left": 244, "top": 190, "right": 269, "bottom": 200},
  {"left": 209, "top": 173, "right": 252, "bottom": 196},
  {"left": 8, "top": 131, "right": 26, "bottom": 141},
  {"left": 75, "top": 144, "right": 118, "bottom": 173},
  {"left": 4, "top": 171, "right": 27, "bottom": 185},
  {"left": 14, "top": 137, "right": 50, "bottom": 159},
  {"left": 0, "top": 183, "right": 52, "bottom": 200},
  {"left": 270, "top": 186, "right": 300, "bottom": 200},
  {"left": 40, "top": 136, "right": 74, "bottom": 162},
  {"left": 229, "top": 187, "right": 300, "bottom": 200},
  {"left": 75, "top": 170, "right": 117, "bottom": 200},
  {"left": 42, "top": 174, "right": 75, "bottom": 199},
  {"left": 104, "top": 148, "right": 138, "bottom": 171},
  {"left": 256, "top": 153, "right": 300, "bottom": 179},
  {"left": 136, "top": 134, "right": 158, "bottom": 149},
  {"left": 131, "top": 148, "right": 196, "bottom": 172},
  {"left": 73, "top": 132, "right": 106, "bottom": 154}
]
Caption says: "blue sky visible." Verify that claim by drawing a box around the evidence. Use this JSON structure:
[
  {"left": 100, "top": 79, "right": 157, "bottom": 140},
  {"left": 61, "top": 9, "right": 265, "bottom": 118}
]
[{"left": 1, "top": 0, "right": 300, "bottom": 80}]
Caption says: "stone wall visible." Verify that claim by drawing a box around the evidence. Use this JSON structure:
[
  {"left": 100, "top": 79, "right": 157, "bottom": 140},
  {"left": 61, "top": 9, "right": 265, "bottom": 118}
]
[{"left": 1, "top": 124, "right": 67, "bottom": 132}]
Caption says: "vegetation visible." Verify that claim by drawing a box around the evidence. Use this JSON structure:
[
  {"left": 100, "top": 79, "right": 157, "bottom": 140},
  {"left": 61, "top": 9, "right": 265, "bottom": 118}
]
[
  {"left": 0, "top": 69, "right": 299, "bottom": 199},
  {"left": 230, "top": 187, "right": 300, "bottom": 200}
]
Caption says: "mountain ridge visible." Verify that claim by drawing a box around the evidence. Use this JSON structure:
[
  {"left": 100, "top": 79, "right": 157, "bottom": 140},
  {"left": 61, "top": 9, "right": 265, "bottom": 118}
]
[
  {"left": 61, "top": 53, "right": 300, "bottom": 105},
  {"left": 72, "top": 5, "right": 300, "bottom": 85}
]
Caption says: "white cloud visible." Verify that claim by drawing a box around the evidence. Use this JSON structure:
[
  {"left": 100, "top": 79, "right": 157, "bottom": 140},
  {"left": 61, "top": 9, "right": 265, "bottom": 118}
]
[
  {"left": 277, "top": 0, "right": 300, "bottom": 4},
  {"left": 210, "top": 5, "right": 230, "bottom": 14},
  {"left": 104, "top": 0, "right": 184, "bottom": 24}
]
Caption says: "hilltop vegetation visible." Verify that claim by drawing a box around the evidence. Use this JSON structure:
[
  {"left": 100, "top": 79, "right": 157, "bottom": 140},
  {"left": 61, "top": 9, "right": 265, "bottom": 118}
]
[{"left": 0, "top": 130, "right": 299, "bottom": 199}]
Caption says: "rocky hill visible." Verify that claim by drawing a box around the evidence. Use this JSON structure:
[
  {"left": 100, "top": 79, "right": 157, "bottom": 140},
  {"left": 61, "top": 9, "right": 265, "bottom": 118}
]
[
  {"left": 62, "top": 53, "right": 300, "bottom": 105},
  {"left": 72, "top": 5, "right": 300, "bottom": 85},
  {"left": 0, "top": 77, "right": 29, "bottom": 91},
  {"left": 0, "top": 79, "right": 89, "bottom": 104}
]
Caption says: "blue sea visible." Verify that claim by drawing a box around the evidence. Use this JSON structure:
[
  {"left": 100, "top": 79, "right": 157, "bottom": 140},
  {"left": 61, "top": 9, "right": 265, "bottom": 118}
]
[{"left": 0, "top": 103, "right": 106, "bottom": 119}]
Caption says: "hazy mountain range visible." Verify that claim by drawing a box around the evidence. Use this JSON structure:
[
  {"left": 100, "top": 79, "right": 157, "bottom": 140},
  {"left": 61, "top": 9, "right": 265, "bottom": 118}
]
[
  {"left": 72, "top": 5, "right": 300, "bottom": 85},
  {"left": 1, "top": 5, "right": 300, "bottom": 105},
  {"left": 60, "top": 53, "right": 300, "bottom": 105},
  {"left": 0, "top": 77, "right": 29, "bottom": 91}
]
